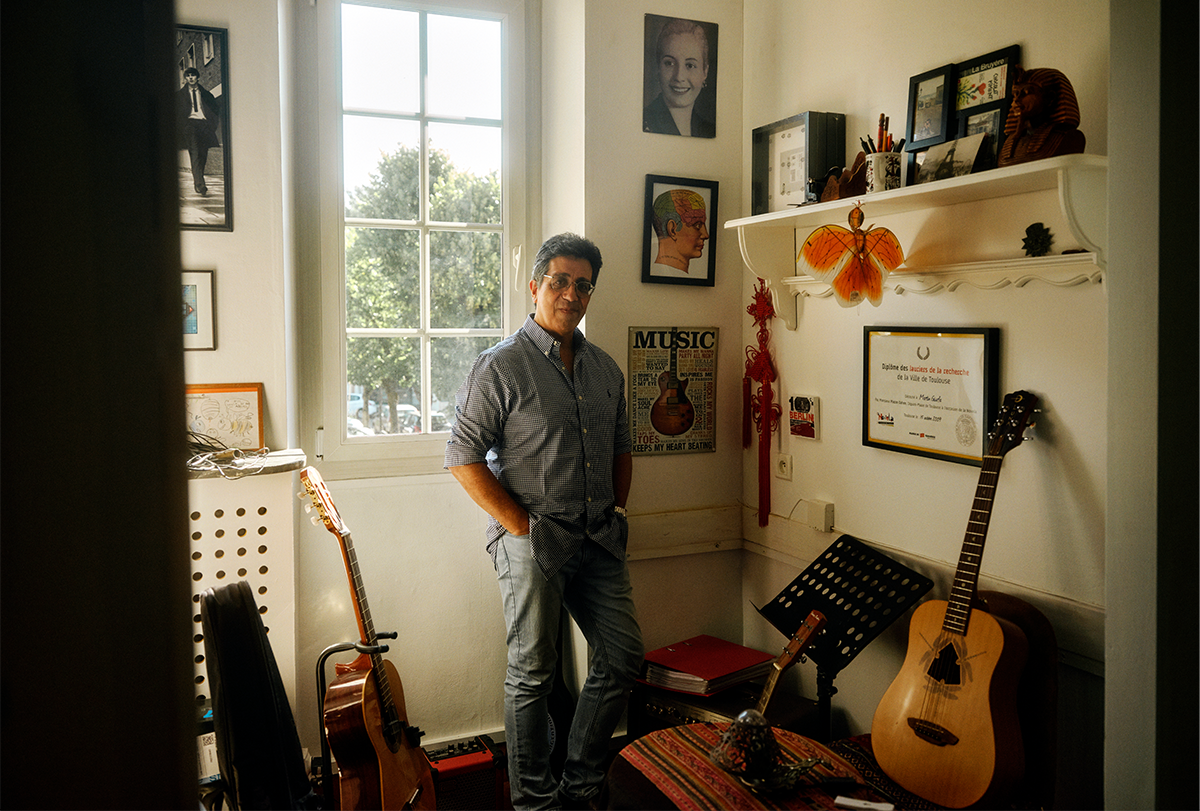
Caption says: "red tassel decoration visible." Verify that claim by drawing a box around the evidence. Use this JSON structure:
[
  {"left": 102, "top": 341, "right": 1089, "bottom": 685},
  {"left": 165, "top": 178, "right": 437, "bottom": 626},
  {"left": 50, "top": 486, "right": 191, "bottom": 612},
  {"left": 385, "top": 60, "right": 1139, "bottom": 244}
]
[{"left": 744, "top": 279, "right": 781, "bottom": 527}]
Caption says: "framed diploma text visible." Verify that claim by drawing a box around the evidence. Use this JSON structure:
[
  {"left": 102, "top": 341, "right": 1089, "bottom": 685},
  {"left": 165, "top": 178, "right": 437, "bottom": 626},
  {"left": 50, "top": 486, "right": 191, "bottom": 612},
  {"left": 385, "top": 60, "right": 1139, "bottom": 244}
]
[{"left": 863, "top": 327, "right": 999, "bottom": 466}]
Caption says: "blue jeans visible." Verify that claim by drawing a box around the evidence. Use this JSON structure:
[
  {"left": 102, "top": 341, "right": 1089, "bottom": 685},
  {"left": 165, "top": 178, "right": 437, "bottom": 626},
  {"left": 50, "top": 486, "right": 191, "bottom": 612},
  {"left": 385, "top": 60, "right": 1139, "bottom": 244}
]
[{"left": 495, "top": 532, "right": 643, "bottom": 810}]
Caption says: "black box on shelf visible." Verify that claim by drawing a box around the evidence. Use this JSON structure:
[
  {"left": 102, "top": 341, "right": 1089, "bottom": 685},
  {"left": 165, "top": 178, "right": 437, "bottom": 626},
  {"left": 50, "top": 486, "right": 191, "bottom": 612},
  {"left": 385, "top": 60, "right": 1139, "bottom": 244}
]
[{"left": 752, "top": 111, "right": 847, "bottom": 214}]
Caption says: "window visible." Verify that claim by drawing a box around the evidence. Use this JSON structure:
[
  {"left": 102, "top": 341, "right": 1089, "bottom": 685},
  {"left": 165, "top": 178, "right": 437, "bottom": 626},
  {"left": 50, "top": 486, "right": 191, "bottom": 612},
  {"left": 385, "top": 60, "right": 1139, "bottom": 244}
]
[{"left": 313, "top": 0, "right": 529, "bottom": 476}]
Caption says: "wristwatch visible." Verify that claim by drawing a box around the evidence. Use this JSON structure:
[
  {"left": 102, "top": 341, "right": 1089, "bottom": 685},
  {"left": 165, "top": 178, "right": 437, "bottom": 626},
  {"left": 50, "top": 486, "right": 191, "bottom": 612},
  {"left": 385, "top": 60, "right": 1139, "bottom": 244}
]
[{"left": 613, "top": 505, "right": 628, "bottom": 518}]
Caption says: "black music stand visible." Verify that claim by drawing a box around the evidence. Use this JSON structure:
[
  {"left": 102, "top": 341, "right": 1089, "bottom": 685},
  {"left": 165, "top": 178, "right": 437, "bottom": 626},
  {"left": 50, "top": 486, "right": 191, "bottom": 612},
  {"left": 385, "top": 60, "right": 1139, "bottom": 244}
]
[{"left": 755, "top": 534, "right": 933, "bottom": 742}]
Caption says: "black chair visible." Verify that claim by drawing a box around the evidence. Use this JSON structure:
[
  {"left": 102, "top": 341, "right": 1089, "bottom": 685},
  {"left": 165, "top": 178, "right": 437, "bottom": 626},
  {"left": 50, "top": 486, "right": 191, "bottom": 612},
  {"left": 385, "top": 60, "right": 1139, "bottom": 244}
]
[{"left": 201, "top": 580, "right": 320, "bottom": 810}]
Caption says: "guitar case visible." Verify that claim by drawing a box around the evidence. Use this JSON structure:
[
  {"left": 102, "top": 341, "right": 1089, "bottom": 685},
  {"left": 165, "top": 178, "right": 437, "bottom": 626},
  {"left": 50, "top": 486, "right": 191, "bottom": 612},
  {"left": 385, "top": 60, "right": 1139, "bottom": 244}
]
[{"left": 201, "top": 581, "right": 320, "bottom": 810}]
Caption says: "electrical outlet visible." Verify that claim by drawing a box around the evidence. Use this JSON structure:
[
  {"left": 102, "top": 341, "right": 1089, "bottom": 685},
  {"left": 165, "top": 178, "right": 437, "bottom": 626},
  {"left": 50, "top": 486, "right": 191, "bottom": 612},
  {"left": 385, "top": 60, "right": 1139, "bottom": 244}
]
[{"left": 774, "top": 453, "right": 793, "bottom": 480}]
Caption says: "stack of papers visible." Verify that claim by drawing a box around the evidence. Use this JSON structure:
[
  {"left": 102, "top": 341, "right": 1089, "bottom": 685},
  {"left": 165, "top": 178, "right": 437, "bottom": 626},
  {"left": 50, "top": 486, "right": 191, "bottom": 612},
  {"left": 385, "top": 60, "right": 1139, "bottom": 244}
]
[{"left": 642, "top": 634, "right": 775, "bottom": 696}]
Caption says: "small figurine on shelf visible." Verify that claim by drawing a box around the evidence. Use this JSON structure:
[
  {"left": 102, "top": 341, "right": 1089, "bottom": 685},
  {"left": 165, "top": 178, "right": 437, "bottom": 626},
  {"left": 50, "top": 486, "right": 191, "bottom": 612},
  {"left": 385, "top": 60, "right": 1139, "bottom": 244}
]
[
  {"left": 998, "top": 67, "right": 1086, "bottom": 166},
  {"left": 1022, "top": 222, "right": 1054, "bottom": 257},
  {"left": 796, "top": 203, "right": 905, "bottom": 307}
]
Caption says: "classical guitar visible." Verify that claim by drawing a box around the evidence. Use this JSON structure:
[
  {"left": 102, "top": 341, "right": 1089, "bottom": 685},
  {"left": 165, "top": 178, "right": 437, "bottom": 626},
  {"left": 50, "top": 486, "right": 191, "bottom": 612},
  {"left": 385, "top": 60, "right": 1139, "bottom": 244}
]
[
  {"left": 300, "top": 466, "right": 436, "bottom": 811},
  {"left": 650, "top": 329, "right": 695, "bottom": 436},
  {"left": 755, "top": 610, "right": 826, "bottom": 716},
  {"left": 870, "top": 391, "right": 1039, "bottom": 809}
]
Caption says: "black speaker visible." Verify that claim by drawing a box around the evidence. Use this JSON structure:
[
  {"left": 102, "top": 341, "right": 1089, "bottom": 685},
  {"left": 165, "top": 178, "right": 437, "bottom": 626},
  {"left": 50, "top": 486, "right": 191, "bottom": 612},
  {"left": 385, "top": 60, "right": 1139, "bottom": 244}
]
[{"left": 424, "top": 736, "right": 507, "bottom": 810}]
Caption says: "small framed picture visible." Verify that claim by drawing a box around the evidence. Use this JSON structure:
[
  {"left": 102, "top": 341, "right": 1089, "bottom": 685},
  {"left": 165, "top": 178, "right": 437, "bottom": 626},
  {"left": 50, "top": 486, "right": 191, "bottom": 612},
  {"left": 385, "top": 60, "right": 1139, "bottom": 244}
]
[
  {"left": 176, "top": 24, "right": 233, "bottom": 231},
  {"left": 915, "top": 132, "right": 988, "bottom": 184},
  {"left": 905, "top": 64, "right": 955, "bottom": 152},
  {"left": 182, "top": 270, "right": 215, "bottom": 350},
  {"left": 953, "top": 45, "right": 1021, "bottom": 169},
  {"left": 643, "top": 174, "right": 718, "bottom": 287},
  {"left": 186, "top": 383, "right": 265, "bottom": 450}
]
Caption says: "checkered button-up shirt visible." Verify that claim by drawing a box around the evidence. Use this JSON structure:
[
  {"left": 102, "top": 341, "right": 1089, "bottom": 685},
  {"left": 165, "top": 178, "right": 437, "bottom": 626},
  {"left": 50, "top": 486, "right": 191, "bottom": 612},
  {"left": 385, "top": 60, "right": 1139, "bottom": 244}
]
[{"left": 445, "top": 315, "right": 632, "bottom": 576}]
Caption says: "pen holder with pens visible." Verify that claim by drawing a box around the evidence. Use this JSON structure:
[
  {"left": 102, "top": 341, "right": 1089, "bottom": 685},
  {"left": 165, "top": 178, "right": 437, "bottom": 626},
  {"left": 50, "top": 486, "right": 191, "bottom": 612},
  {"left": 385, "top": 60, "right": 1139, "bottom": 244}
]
[{"left": 864, "top": 151, "right": 902, "bottom": 193}]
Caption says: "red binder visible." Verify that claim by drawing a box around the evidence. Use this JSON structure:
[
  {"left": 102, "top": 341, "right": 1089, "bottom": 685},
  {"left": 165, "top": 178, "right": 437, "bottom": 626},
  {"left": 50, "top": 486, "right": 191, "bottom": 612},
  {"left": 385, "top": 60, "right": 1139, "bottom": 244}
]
[{"left": 641, "top": 635, "right": 774, "bottom": 696}]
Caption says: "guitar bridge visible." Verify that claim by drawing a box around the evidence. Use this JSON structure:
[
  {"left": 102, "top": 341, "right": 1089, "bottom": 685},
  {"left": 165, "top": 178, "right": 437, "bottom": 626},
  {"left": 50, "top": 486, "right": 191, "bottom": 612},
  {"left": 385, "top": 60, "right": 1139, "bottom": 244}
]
[{"left": 907, "top": 717, "right": 960, "bottom": 746}]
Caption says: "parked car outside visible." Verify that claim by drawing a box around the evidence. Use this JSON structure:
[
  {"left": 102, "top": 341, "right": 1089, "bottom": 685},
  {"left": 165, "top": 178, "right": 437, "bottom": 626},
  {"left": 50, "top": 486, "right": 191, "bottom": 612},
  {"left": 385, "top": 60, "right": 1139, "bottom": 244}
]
[{"left": 346, "top": 416, "right": 375, "bottom": 436}]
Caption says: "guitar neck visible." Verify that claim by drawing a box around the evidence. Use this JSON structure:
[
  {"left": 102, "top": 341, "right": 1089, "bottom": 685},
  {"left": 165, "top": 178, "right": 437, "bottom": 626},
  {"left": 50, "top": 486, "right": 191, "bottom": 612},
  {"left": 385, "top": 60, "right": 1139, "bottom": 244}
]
[
  {"left": 667, "top": 332, "right": 680, "bottom": 385},
  {"left": 755, "top": 610, "right": 825, "bottom": 716},
  {"left": 339, "top": 529, "right": 379, "bottom": 644},
  {"left": 338, "top": 529, "right": 400, "bottom": 722},
  {"left": 943, "top": 454, "right": 1004, "bottom": 635},
  {"left": 755, "top": 666, "right": 784, "bottom": 715}
]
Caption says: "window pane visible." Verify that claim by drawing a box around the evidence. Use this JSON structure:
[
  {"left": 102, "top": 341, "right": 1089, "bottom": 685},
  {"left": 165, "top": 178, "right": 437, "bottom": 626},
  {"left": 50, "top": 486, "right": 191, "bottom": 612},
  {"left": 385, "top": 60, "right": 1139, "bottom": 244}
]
[
  {"left": 428, "top": 122, "right": 501, "bottom": 224},
  {"left": 345, "top": 227, "right": 420, "bottom": 328},
  {"left": 341, "top": 4, "right": 419, "bottom": 113},
  {"left": 432, "top": 335, "right": 501, "bottom": 427},
  {"left": 429, "top": 231, "right": 502, "bottom": 329},
  {"left": 427, "top": 15, "right": 501, "bottom": 119},
  {"left": 346, "top": 336, "right": 421, "bottom": 435},
  {"left": 344, "top": 116, "right": 420, "bottom": 218}
]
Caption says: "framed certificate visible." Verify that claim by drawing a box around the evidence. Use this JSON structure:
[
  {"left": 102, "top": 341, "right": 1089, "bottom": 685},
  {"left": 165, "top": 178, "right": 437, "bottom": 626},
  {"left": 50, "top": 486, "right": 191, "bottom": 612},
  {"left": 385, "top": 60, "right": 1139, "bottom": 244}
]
[{"left": 863, "top": 327, "right": 999, "bottom": 465}]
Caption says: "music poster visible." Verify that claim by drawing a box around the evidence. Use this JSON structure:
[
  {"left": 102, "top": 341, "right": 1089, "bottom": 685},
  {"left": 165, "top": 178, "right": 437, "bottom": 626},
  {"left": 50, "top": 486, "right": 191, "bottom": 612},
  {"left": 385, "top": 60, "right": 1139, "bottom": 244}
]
[{"left": 628, "top": 327, "right": 719, "bottom": 456}]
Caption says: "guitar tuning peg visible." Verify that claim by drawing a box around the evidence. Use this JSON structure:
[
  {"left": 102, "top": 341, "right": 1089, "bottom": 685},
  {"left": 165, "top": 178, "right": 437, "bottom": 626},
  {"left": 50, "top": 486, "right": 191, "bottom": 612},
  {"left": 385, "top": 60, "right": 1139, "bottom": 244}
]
[
  {"left": 310, "top": 515, "right": 323, "bottom": 526},
  {"left": 302, "top": 502, "right": 313, "bottom": 513}
]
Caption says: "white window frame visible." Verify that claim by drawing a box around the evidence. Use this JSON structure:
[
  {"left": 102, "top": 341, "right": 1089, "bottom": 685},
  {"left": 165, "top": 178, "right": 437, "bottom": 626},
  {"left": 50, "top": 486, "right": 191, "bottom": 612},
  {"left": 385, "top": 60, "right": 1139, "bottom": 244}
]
[{"left": 313, "top": 0, "right": 532, "bottom": 479}]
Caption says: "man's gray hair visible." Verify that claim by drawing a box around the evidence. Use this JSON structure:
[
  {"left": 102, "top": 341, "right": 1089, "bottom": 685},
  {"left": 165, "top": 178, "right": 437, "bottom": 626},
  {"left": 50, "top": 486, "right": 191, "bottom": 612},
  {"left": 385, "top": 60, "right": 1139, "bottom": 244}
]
[{"left": 531, "top": 232, "right": 603, "bottom": 285}]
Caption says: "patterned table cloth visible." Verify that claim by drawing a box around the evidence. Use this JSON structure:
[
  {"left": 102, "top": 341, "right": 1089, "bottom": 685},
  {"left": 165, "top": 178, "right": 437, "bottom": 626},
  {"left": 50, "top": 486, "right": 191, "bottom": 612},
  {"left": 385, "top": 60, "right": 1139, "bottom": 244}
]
[{"left": 608, "top": 722, "right": 898, "bottom": 811}]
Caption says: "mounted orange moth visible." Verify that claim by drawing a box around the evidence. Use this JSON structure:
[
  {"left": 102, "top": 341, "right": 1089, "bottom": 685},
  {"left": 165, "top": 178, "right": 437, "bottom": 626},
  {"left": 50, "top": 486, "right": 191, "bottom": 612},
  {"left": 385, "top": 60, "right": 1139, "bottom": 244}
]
[{"left": 796, "top": 204, "right": 905, "bottom": 307}]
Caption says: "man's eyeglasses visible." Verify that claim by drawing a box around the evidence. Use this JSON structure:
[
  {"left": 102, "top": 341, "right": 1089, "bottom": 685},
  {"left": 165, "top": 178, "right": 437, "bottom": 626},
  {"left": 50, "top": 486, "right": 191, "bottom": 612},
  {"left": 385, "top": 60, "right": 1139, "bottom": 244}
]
[{"left": 543, "top": 274, "right": 596, "bottom": 296}]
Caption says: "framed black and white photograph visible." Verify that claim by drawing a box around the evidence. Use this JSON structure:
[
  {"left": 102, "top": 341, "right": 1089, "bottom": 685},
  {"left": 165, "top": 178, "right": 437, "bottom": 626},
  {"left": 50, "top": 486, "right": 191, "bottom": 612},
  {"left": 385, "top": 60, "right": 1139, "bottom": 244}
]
[
  {"left": 915, "top": 132, "right": 988, "bottom": 184},
  {"left": 643, "top": 14, "right": 718, "bottom": 138},
  {"left": 904, "top": 64, "right": 955, "bottom": 152},
  {"left": 176, "top": 24, "right": 232, "bottom": 231},
  {"left": 182, "top": 270, "right": 215, "bottom": 350},
  {"left": 643, "top": 175, "right": 717, "bottom": 287},
  {"left": 862, "top": 326, "right": 999, "bottom": 466},
  {"left": 953, "top": 45, "right": 1021, "bottom": 169}
]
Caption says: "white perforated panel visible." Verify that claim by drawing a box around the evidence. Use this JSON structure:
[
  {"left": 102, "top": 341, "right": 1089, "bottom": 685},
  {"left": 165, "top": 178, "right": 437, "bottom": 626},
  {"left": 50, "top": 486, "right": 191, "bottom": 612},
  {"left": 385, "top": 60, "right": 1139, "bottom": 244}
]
[{"left": 188, "top": 469, "right": 298, "bottom": 707}]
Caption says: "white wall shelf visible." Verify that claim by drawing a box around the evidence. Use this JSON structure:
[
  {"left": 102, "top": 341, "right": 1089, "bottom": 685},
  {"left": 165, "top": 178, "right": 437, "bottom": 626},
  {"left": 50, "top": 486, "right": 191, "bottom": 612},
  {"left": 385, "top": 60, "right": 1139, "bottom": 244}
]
[
  {"left": 725, "top": 154, "right": 1107, "bottom": 328},
  {"left": 785, "top": 252, "right": 1104, "bottom": 299}
]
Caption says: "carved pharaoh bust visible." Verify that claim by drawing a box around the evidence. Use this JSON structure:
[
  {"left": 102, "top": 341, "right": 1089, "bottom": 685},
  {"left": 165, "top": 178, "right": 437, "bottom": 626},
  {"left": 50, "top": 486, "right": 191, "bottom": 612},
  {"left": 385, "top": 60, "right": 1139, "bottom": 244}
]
[{"left": 998, "top": 67, "right": 1086, "bottom": 166}]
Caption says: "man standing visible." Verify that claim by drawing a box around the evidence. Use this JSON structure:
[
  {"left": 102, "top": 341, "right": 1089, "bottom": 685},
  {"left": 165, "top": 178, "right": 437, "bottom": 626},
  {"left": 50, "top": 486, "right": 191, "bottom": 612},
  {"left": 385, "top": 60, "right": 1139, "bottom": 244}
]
[
  {"left": 445, "top": 233, "right": 643, "bottom": 810},
  {"left": 177, "top": 67, "right": 220, "bottom": 196}
]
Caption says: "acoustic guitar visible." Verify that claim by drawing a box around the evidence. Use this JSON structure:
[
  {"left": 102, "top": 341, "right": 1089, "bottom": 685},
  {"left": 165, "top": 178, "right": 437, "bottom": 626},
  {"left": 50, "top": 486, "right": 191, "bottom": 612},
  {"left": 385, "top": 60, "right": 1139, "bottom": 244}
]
[
  {"left": 300, "top": 466, "right": 436, "bottom": 811},
  {"left": 755, "top": 610, "right": 826, "bottom": 716},
  {"left": 650, "top": 329, "right": 695, "bottom": 436},
  {"left": 870, "top": 391, "right": 1039, "bottom": 809}
]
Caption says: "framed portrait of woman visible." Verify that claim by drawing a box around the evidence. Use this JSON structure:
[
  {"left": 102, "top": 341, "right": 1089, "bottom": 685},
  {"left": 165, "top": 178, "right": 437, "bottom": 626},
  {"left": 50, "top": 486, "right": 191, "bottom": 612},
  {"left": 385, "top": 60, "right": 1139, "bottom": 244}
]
[{"left": 643, "top": 14, "right": 718, "bottom": 138}]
